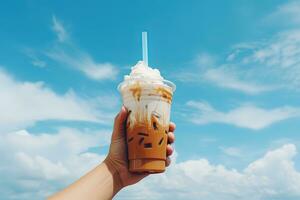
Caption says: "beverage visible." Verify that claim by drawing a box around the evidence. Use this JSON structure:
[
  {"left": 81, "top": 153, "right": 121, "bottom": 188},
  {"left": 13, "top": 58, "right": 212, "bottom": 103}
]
[{"left": 118, "top": 61, "right": 175, "bottom": 173}]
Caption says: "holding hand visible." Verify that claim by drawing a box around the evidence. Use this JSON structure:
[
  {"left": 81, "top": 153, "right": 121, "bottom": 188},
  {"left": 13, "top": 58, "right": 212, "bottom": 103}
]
[
  {"left": 49, "top": 106, "right": 176, "bottom": 200},
  {"left": 105, "top": 106, "right": 176, "bottom": 188}
]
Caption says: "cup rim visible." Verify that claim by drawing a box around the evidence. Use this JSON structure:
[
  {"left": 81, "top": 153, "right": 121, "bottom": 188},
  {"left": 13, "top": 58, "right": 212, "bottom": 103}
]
[{"left": 117, "top": 78, "right": 176, "bottom": 92}]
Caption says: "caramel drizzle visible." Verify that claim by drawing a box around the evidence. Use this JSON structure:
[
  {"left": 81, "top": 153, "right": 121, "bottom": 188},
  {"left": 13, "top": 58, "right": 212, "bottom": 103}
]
[
  {"left": 128, "top": 82, "right": 173, "bottom": 103},
  {"left": 129, "top": 83, "right": 142, "bottom": 101},
  {"left": 155, "top": 87, "right": 172, "bottom": 103}
]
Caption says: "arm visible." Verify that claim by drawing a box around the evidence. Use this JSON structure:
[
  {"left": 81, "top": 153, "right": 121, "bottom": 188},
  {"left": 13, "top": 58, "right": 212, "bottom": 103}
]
[
  {"left": 48, "top": 162, "right": 122, "bottom": 200},
  {"left": 48, "top": 106, "right": 176, "bottom": 200}
]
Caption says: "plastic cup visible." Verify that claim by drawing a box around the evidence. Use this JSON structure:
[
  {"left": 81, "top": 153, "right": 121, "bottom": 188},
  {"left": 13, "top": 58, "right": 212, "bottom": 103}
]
[{"left": 118, "top": 78, "right": 175, "bottom": 173}]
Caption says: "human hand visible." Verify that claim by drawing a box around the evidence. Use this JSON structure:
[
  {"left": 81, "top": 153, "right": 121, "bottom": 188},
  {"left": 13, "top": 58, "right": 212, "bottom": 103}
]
[{"left": 104, "top": 106, "right": 176, "bottom": 189}]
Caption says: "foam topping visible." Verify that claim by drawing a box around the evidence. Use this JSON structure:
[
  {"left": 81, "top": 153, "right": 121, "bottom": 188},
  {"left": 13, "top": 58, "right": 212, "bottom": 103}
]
[{"left": 124, "top": 61, "right": 164, "bottom": 81}]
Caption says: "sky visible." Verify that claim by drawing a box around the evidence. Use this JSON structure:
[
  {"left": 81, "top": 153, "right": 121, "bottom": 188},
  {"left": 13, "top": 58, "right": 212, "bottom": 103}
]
[{"left": 1, "top": 0, "right": 300, "bottom": 199}]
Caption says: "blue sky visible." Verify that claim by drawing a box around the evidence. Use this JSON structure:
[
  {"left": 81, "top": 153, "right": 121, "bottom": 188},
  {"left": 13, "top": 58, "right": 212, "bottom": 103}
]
[{"left": 1, "top": 0, "right": 300, "bottom": 199}]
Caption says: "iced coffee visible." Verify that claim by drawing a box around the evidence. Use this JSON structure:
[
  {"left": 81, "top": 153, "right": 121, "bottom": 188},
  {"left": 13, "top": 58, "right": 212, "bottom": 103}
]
[{"left": 118, "top": 61, "right": 175, "bottom": 173}]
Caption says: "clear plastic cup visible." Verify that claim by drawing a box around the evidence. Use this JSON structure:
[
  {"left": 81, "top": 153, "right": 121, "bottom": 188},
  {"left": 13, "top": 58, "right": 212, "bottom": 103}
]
[{"left": 118, "top": 78, "right": 175, "bottom": 173}]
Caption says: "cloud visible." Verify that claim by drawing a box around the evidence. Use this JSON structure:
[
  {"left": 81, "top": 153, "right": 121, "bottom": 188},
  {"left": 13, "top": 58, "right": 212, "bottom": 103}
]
[
  {"left": 2, "top": 129, "right": 300, "bottom": 200},
  {"left": 23, "top": 48, "right": 47, "bottom": 68},
  {"left": 202, "top": 66, "right": 276, "bottom": 94},
  {"left": 46, "top": 48, "right": 118, "bottom": 81},
  {"left": 0, "top": 69, "right": 113, "bottom": 132},
  {"left": 220, "top": 146, "right": 242, "bottom": 157},
  {"left": 186, "top": 101, "right": 300, "bottom": 130},
  {"left": 31, "top": 59, "right": 47, "bottom": 68},
  {"left": 23, "top": 15, "right": 118, "bottom": 79},
  {"left": 52, "top": 15, "right": 68, "bottom": 42},
  {"left": 267, "top": 1, "right": 300, "bottom": 26},
  {"left": 117, "top": 144, "right": 300, "bottom": 200},
  {"left": 238, "top": 29, "right": 300, "bottom": 90},
  {"left": 195, "top": 52, "right": 216, "bottom": 67},
  {"left": 176, "top": 2, "right": 300, "bottom": 95},
  {"left": 175, "top": 53, "right": 276, "bottom": 95},
  {"left": 0, "top": 128, "right": 109, "bottom": 200},
  {"left": 225, "top": 19, "right": 300, "bottom": 91},
  {"left": 48, "top": 16, "right": 118, "bottom": 81},
  {"left": 195, "top": 53, "right": 272, "bottom": 94}
]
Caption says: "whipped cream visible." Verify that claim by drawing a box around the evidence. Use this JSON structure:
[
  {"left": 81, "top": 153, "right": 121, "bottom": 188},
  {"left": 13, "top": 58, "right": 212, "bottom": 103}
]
[
  {"left": 124, "top": 61, "right": 164, "bottom": 81},
  {"left": 119, "top": 61, "right": 175, "bottom": 92}
]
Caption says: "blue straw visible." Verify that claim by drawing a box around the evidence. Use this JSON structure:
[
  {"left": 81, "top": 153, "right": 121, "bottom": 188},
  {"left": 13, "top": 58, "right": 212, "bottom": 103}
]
[{"left": 142, "top": 32, "right": 148, "bottom": 65}]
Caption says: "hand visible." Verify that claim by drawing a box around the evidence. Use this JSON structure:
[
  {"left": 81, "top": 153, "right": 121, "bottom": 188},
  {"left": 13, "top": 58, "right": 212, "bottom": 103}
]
[{"left": 104, "top": 106, "right": 176, "bottom": 189}]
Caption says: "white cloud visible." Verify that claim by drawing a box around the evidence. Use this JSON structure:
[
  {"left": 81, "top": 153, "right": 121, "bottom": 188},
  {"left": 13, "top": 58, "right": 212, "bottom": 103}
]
[
  {"left": 46, "top": 48, "right": 118, "bottom": 81},
  {"left": 48, "top": 16, "right": 118, "bottom": 81},
  {"left": 226, "top": 2, "right": 300, "bottom": 92},
  {"left": 225, "top": 20, "right": 300, "bottom": 92},
  {"left": 0, "top": 128, "right": 109, "bottom": 200},
  {"left": 175, "top": 53, "right": 276, "bottom": 95},
  {"left": 2, "top": 129, "right": 300, "bottom": 200},
  {"left": 176, "top": 2, "right": 300, "bottom": 94},
  {"left": 0, "top": 69, "right": 113, "bottom": 132},
  {"left": 240, "top": 29, "right": 300, "bottom": 90},
  {"left": 186, "top": 101, "right": 300, "bottom": 130},
  {"left": 23, "top": 48, "right": 47, "bottom": 68},
  {"left": 267, "top": 1, "right": 300, "bottom": 26},
  {"left": 31, "top": 59, "right": 47, "bottom": 68},
  {"left": 23, "top": 16, "right": 118, "bottom": 79},
  {"left": 202, "top": 66, "right": 276, "bottom": 94},
  {"left": 195, "top": 53, "right": 272, "bottom": 94},
  {"left": 52, "top": 15, "right": 68, "bottom": 42},
  {"left": 195, "top": 53, "right": 216, "bottom": 67},
  {"left": 117, "top": 144, "right": 300, "bottom": 200},
  {"left": 220, "top": 146, "right": 242, "bottom": 157}
]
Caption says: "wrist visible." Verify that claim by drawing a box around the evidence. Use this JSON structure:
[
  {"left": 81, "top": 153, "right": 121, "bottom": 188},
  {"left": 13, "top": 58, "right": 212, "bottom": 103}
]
[{"left": 103, "top": 157, "right": 124, "bottom": 194}]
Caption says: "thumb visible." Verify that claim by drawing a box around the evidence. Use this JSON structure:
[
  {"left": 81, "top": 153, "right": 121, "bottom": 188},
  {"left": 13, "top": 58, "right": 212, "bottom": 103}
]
[{"left": 112, "top": 106, "right": 128, "bottom": 140}]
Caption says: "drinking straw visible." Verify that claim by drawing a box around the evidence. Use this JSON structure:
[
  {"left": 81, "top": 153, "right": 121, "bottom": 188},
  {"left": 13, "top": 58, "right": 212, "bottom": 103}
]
[{"left": 142, "top": 32, "right": 148, "bottom": 65}]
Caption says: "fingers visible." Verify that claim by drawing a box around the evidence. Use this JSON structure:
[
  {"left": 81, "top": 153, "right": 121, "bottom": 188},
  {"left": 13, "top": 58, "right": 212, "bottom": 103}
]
[
  {"left": 166, "top": 144, "right": 173, "bottom": 156},
  {"left": 112, "top": 106, "right": 128, "bottom": 140},
  {"left": 166, "top": 157, "right": 171, "bottom": 167},
  {"left": 166, "top": 145, "right": 173, "bottom": 167},
  {"left": 166, "top": 123, "right": 175, "bottom": 167},
  {"left": 169, "top": 122, "right": 176, "bottom": 132},
  {"left": 167, "top": 132, "right": 175, "bottom": 144}
]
